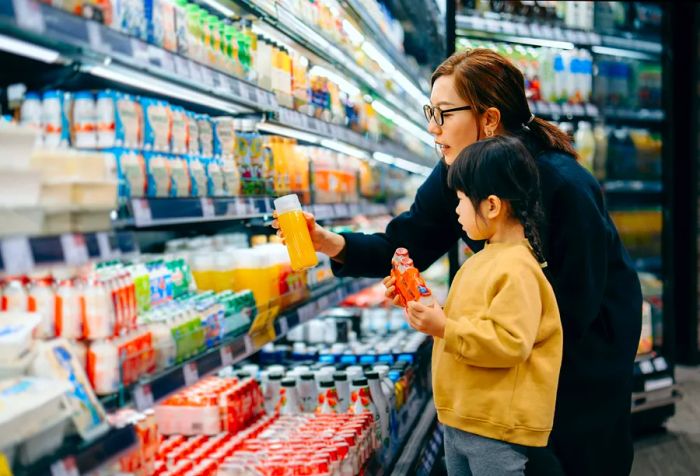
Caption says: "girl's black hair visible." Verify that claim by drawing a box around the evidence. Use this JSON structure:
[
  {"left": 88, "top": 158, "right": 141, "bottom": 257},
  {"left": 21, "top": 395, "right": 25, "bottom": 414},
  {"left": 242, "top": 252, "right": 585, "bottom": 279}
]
[{"left": 447, "top": 135, "right": 547, "bottom": 266}]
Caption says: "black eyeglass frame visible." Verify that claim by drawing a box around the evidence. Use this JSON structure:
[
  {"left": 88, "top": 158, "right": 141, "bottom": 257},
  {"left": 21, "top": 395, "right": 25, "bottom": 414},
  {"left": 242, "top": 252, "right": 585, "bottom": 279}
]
[{"left": 423, "top": 104, "right": 473, "bottom": 126}]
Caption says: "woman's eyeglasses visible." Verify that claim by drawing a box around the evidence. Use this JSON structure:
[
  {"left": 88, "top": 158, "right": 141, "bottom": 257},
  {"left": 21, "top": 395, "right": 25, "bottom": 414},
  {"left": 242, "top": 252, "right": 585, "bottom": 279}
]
[{"left": 423, "top": 104, "right": 472, "bottom": 126}]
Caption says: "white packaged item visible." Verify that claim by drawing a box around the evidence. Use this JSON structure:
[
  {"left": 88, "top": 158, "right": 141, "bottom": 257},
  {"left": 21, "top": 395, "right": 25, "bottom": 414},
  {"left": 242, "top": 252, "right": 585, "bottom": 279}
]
[
  {"left": 0, "top": 207, "right": 44, "bottom": 236},
  {"left": 87, "top": 340, "right": 119, "bottom": 395},
  {"left": 0, "top": 377, "right": 71, "bottom": 451},
  {"left": 1, "top": 279, "right": 28, "bottom": 313},
  {"left": 72, "top": 181, "right": 119, "bottom": 207},
  {"left": 20, "top": 92, "right": 43, "bottom": 148},
  {"left": 30, "top": 338, "right": 110, "bottom": 440},
  {"left": 0, "top": 312, "right": 41, "bottom": 363},
  {"left": 0, "top": 170, "right": 42, "bottom": 207},
  {"left": 154, "top": 403, "right": 220, "bottom": 435},
  {"left": 72, "top": 91, "right": 97, "bottom": 149},
  {"left": 56, "top": 280, "right": 84, "bottom": 339},
  {"left": 43, "top": 210, "right": 72, "bottom": 234},
  {"left": 42, "top": 90, "right": 70, "bottom": 148},
  {"left": 366, "top": 371, "right": 390, "bottom": 453},
  {"left": 18, "top": 407, "right": 71, "bottom": 465},
  {"left": 28, "top": 278, "right": 57, "bottom": 339},
  {"left": 170, "top": 106, "right": 188, "bottom": 154},
  {"left": 83, "top": 279, "right": 114, "bottom": 339}
]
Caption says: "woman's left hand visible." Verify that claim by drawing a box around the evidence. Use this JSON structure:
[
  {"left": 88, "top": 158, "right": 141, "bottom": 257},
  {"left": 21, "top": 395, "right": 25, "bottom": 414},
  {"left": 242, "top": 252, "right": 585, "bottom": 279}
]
[{"left": 406, "top": 300, "right": 446, "bottom": 338}]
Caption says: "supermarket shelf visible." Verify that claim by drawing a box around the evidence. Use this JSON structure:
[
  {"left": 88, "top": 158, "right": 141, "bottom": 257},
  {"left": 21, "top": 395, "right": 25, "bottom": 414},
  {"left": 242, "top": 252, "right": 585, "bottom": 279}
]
[
  {"left": 238, "top": 0, "right": 427, "bottom": 126},
  {"left": 456, "top": 12, "right": 662, "bottom": 58},
  {"left": 342, "top": 0, "right": 425, "bottom": 90},
  {"left": 100, "top": 277, "right": 377, "bottom": 413},
  {"left": 114, "top": 197, "right": 392, "bottom": 229},
  {"left": 600, "top": 108, "right": 665, "bottom": 123},
  {"left": 528, "top": 101, "right": 665, "bottom": 124},
  {"left": 13, "top": 423, "right": 137, "bottom": 476},
  {"left": 0, "top": 230, "right": 138, "bottom": 275},
  {"left": 0, "top": 0, "right": 272, "bottom": 114},
  {"left": 267, "top": 109, "right": 433, "bottom": 166},
  {"left": 390, "top": 401, "right": 440, "bottom": 476}
]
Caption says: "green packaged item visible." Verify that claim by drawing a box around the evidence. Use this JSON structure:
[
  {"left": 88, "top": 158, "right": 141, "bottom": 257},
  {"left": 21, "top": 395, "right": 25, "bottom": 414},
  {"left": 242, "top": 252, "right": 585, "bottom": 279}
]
[
  {"left": 167, "top": 258, "right": 193, "bottom": 299},
  {"left": 171, "top": 316, "right": 205, "bottom": 362}
]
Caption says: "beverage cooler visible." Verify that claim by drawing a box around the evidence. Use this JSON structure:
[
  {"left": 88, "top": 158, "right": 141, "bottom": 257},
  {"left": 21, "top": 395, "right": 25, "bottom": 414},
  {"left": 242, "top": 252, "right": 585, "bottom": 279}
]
[{"left": 450, "top": 0, "right": 680, "bottom": 432}]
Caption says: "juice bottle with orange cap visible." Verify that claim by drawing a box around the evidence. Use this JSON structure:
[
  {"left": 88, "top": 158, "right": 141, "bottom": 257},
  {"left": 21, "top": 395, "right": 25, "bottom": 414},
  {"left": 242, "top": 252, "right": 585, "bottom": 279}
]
[{"left": 274, "top": 194, "right": 318, "bottom": 271}]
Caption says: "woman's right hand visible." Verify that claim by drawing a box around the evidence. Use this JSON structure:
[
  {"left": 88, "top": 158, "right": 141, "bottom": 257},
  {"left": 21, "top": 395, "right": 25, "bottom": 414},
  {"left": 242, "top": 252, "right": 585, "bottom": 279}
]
[
  {"left": 272, "top": 211, "right": 346, "bottom": 260},
  {"left": 382, "top": 276, "right": 403, "bottom": 307}
]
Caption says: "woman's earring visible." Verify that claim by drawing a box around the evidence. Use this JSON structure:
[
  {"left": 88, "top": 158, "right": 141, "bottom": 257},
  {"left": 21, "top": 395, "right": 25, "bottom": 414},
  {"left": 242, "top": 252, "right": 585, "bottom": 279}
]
[{"left": 486, "top": 129, "right": 494, "bottom": 137}]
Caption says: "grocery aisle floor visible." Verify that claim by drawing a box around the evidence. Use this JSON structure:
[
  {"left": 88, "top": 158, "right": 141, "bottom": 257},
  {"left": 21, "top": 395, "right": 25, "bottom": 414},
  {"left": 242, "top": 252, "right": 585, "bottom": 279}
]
[{"left": 631, "top": 366, "right": 700, "bottom": 476}]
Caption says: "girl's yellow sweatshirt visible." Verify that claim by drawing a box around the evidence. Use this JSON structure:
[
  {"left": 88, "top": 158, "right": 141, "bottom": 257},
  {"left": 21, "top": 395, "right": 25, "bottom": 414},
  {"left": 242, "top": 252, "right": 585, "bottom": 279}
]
[{"left": 433, "top": 240, "right": 562, "bottom": 447}]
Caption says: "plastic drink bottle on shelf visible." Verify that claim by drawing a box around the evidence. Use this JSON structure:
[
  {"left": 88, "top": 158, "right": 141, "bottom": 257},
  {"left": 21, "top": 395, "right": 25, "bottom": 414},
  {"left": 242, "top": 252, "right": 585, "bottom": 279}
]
[{"left": 274, "top": 194, "right": 318, "bottom": 271}]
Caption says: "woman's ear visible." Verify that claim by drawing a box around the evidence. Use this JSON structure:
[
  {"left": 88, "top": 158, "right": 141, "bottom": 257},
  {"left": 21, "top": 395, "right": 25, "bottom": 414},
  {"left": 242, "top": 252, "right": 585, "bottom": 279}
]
[
  {"left": 482, "top": 107, "right": 502, "bottom": 136},
  {"left": 485, "top": 195, "right": 502, "bottom": 219}
]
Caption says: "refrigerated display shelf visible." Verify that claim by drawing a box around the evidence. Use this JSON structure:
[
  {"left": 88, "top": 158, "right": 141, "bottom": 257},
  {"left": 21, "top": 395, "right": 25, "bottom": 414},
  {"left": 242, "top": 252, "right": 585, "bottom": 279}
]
[
  {"left": 528, "top": 101, "right": 665, "bottom": 124},
  {"left": 0, "top": 231, "right": 138, "bottom": 275},
  {"left": 100, "top": 277, "right": 377, "bottom": 413},
  {"left": 390, "top": 401, "right": 440, "bottom": 476},
  {"left": 114, "top": 197, "right": 392, "bottom": 229},
  {"left": 237, "top": 0, "right": 428, "bottom": 126},
  {"left": 0, "top": 0, "right": 432, "bottom": 165},
  {"left": 13, "top": 422, "right": 137, "bottom": 476},
  {"left": 456, "top": 12, "right": 662, "bottom": 57},
  {"left": 604, "top": 180, "right": 663, "bottom": 194}
]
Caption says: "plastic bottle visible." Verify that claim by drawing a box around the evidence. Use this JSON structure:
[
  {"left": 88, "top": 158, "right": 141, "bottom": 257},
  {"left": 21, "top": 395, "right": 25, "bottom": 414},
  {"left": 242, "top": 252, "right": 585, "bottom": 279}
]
[
  {"left": 298, "top": 372, "right": 318, "bottom": 413},
  {"left": 279, "top": 378, "right": 303, "bottom": 415},
  {"left": 333, "top": 371, "right": 351, "bottom": 413},
  {"left": 575, "top": 121, "right": 595, "bottom": 172},
  {"left": 20, "top": 92, "right": 43, "bottom": 147},
  {"left": 42, "top": 90, "right": 68, "bottom": 148},
  {"left": 56, "top": 279, "right": 84, "bottom": 339},
  {"left": 349, "top": 378, "right": 380, "bottom": 449},
  {"left": 274, "top": 194, "right": 318, "bottom": 271},
  {"left": 2, "top": 278, "right": 28, "bottom": 312},
  {"left": 27, "top": 277, "right": 56, "bottom": 339},
  {"left": 366, "top": 371, "right": 390, "bottom": 451},
  {"left": 264, "top": 372, "right": 283, "bottom": 414},
  {"left": 316, "top": 379, "right": 338, "bottom": 414},
  {"left": 83, "top": 278, "right": 114, "bottom": 339}
]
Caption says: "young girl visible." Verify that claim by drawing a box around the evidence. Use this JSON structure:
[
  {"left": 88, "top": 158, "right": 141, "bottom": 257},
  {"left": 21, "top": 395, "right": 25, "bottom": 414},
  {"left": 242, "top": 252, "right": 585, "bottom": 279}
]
[{"left": 404, "top": 136, "right": 563, "bottom": 476}]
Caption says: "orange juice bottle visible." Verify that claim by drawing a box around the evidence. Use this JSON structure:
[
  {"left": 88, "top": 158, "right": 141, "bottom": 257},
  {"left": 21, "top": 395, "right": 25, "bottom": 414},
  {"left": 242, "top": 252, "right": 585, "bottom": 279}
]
[{"left": 274, "top": 194, "right": 318, "bottom": 271}]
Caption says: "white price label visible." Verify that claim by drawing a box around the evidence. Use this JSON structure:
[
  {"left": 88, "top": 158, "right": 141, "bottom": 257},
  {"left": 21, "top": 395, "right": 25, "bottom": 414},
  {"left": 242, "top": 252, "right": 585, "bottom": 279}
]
[
  {"left": 216, "top": 73, "right": 231, "bottom": 94},
  {"left": 201, "top": 67, "right": 215, "bottom": 88},
  {"left": 183, "top": 362, "right": 199, "bottom": 386},
  {"left": 639, "top": 360, "right": 655, "bottom": 375},
  {"left": 220, "top": 345, "right": 234, "bottom": 366},
  {"left": 133, "top": 383, "right": 155, "bottom": 411},
  {"left": 653, "top": 357, "right": 668, "bottom": 372},
  {"left": 297, "top": 302, "right": 317, "bottom": 323},
  {"left": 1, "top": 237, "right": 34, "bottom": 275},
  {"left": 277, "top": 317, "right": 289, "bottom": 336},
  {"left": 200, "top": 197, "right": 215, "bottom": 218},
  {"left": 174, "top": 56, "right": 190, "bottom": 78},
  {"left": 13, "top": 0, "right": 46, "bottom": 33},
  {"left": 229, "top": 79, "right": 241, "bottom": 97},
  {"left": 233, "top": 198, "right": 247, "bottom": 216},
  {"left": 61, "top": 233, "right": 89, "bottom": 266},
  {"left": 132, "top": 198, "right": 153, "bottom": 226},
  {"left": 51, "top": 456, "right": 79, "bottom": 476},
  {"left": 244, "top": 335, "right": 254, "bottom": 355},
  {"left": 644, "top": 377, "right": 674, "bottom": 392},
  {"left": 96, "top": 232, "right": 112, "bottom": 260},
  {"left": 189, "top": 62, "right": 204, "bottom": 84}
]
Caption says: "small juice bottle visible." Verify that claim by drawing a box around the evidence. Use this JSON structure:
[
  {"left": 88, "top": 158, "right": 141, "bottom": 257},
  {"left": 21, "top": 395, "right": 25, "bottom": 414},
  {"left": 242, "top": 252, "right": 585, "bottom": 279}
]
[{"left": 274, "top": 194, "right": 318, "bottom": 271}]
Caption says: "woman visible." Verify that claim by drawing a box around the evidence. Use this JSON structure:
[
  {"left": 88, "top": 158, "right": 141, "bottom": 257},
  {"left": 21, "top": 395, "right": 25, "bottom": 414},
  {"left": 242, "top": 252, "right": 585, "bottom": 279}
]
[{"left": 275, "top": 49, "right": 641, "bottom": 476}]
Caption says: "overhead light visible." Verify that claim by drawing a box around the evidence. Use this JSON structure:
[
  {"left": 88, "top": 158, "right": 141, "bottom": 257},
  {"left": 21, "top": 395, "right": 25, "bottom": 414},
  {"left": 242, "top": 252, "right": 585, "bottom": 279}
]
[
  {"left": 342, "top": 19, "right": 365, "bottom": 45},
  {"left": 361, "top": 41, "right": 429, "bottom": 106},
  {"left": 85, "top": 64, "right": 250, "bottom": 114},
  {"left": 320, "top": 139, "right": 369, "bottom": 159},
  {"left": 372, "top": 152, "right": 396, "bottom": 165},
  {"left": 371, "top": 152, "right": 431, "bottom": 176},
  {"left": 0, "top": 34, "right": 61, "bottom": 63},
  {"left": 361, "top": 42, "right": 395, "bottom": 74},
  {"left": 372, "top": 100, "right": 434, "bottom": 147},
  {"left": 257, "top": 122, "right": 321, "bottom": 144},
  {"left": 591, "top": 46, "right": 657, "bottom": 61},
  {"left": 198, "top": 0, "right": 235, "bottom": 17},
  {"left": 309, "top": 66, "right": 361, "bottom": 97}
]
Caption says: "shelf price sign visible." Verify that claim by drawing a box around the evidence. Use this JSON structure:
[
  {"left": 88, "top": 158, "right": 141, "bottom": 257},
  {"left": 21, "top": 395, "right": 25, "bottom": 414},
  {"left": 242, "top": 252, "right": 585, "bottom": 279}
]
[
  {"left": 133, "top": 383, "right": 155, "bottom": 411},
  {"left": 183, "top": 362, "right": 199, "bottom": 386}
]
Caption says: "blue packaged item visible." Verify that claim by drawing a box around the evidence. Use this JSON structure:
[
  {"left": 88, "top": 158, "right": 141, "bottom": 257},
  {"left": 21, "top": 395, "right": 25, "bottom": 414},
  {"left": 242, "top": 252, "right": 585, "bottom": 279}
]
[
  {"left": 169, "top": 154, "right": 191, "bottom": 197},
  {"left": 377, "top": 354, "right": 395, "bottom": 365},
  {"left": 340, "top": 354, "right": 358, "bottom": 365},
  {"left": 197, "top": 115, "right": 214, "bottom": 157},
  {"left": 189, "top": 156, "right": 208, "bottom": 197},
  {"left": 114, "top": 148, "right": 147, "bottom": 198},
  {"left": 96, "top": 91, "right": 142, "bottom": 149},
  {"left": 397, "top": 354, "right": 414, "bottom": 365},
  {"left": 115, "top": 0, "right": 148, "bottom": 40},
  {"left": 144, "top": 152, "right": 171, "bottom": 197},
  {"left": 141, "top": 98, "right": 171, "bottom": 152},
  {"left": 186, "top": 111, "right": 200, "bottom": 155},
  {"left": 170, "top": 106, "right": 188, "bottom": 154},
  {"left": 360, "top": 354, "right": 377, "bottom": 365},
  {"left": 205, "top": 157, "right": 225, "bottom": 197},
  {"left": 319, "top": 354, "right": 336, "bottom": 365}
]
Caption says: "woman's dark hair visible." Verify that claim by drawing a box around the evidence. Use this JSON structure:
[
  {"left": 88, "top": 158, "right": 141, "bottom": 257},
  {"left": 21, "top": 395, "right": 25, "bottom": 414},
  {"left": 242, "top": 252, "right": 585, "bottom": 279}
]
[
  {"left": 447, "top": 135, "right": 547, "bottom": 265},
  {"left": 432, "top": 48, "right": 577, "bottom": 158}
]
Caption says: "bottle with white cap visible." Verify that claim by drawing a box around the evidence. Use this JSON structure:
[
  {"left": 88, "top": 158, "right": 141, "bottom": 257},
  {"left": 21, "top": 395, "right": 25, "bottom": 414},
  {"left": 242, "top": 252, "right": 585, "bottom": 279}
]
[
  {"left": 273, "top": 193, "right": 318, "bottom": 271},
  {"left": 333, "top": 371, "right": 350, "bottom": 412},
  {"left": 279, "top": 378, "right": 303, "bottom": 415}
]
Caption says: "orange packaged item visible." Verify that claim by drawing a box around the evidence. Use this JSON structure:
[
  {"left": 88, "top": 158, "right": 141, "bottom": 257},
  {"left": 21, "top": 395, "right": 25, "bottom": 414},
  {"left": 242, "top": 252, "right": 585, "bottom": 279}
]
[{"left": 391, "top": 248, "right": 435, "bottom": 307}]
